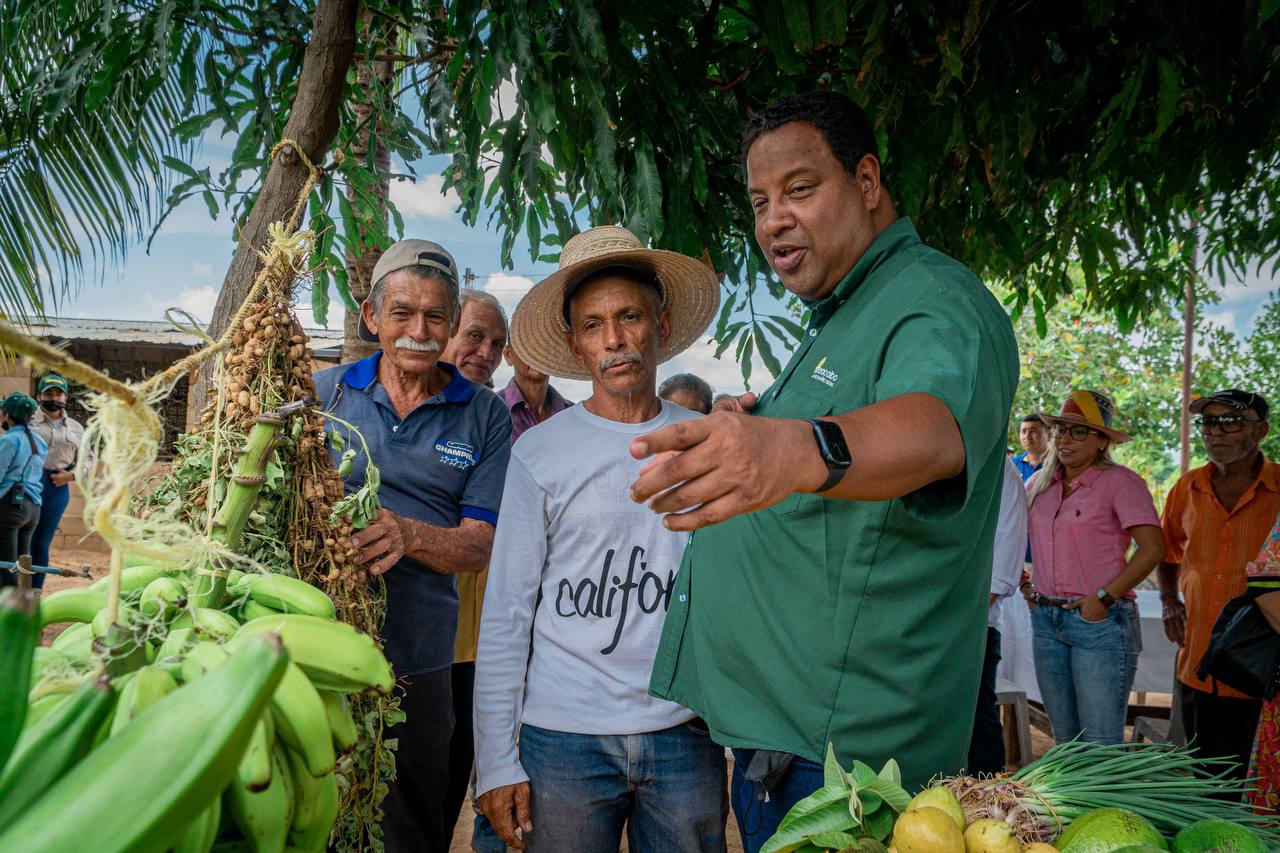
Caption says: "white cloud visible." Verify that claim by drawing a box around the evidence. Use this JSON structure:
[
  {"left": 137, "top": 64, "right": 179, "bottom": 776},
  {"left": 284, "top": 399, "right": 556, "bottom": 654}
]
[
  {"left": 191, "top": 262, "right": 214, "bottom": 278},
  {"left": 389, "top": 174, "right": 460, "bottom": 221},
  {"left": 145, "top": 286, "right": 219, "bottom": 323}
]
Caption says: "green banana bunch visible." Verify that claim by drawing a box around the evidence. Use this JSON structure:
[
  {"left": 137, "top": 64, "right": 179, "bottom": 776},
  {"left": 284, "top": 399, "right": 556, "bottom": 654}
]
[
  {"left": 23, "top": 691, "right": 70, "bottom": 731},
  {"left": 269, "top": 662, "right": 335, "bottom": 779},
  {"left": 0, "top": 587, "right": 38, "bottom": 769},
  {"left": 235, "top": 613, "right": 394, "bottom": 694},
  {"left": 0, "top": 676, "right": 115, "bottom": 825},
  {"left": 173, "top": 797, "right": 221, "bottom": 853},
  {"left": 109, "top": 665, "right": 178, "bottom": 737},
  {"left": 138, "top": 575, "right": 188, "bottom": 618},
  {"left": 0, "top": 633, "right": 288, "bottom": 853},
  {"left": 91, "top": 603, "right": 140, "bottom": 639},
  {"left": 238, "top": 714, "right": 275, "bottom": 791},
  {"left": 230, "top": 572, "right": 336, "bottom": 619},
  {"left": 225, "top": 745, "right": 294, "bottom": 852},
  {"left": 320, "top": 690, "right": 358, "bottom": 753},
  {"left": 38, "top": 587, "right": 107, "bottom": 628},
  {"left": 51, "top": 620, "right": 93, "bottom": 653}
]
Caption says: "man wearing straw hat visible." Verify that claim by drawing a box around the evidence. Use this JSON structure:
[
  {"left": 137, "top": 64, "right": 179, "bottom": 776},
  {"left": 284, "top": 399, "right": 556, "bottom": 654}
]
[
  {"left": 474, "top": 225, "right": 728, "bottom": 852},
  {"left": 313, "top": 239, "right": 513, "bottom": 853},
  {"left": 631, "top": 91, "right": 1019, "bottom": 848}
]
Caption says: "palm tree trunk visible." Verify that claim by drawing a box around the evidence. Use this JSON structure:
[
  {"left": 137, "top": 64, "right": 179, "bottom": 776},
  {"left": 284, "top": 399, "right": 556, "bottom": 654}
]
[{"left": 341, "top": 8, "right": 395, "bottom": 363}]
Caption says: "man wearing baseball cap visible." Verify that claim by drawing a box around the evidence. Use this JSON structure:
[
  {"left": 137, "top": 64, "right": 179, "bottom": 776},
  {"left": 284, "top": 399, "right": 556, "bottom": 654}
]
[
  {"left": 1158, "top": 389, "right": 1277, "bottom": 779},
  {"left": 313, "top": 239, "right": 513, "bottom": 852},
  {"left": 29, "top": 374, "right": 85, "bottom": 588}
]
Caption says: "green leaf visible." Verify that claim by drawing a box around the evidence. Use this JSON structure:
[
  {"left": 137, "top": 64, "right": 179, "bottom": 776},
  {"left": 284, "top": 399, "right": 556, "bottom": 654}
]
[
  {"left": 625, "top": 138, "right": 664, "bottom": 243},
  {"left": 809, "top": 831, "right": 860, "bottom": 849},
  {"left": 810, "top": 0, "right": 848, "bottom": 46},
  {"left": 782, "top": 0, "right": 814, "bottom": 52},
  {"left": 862, "top": 777, "right": 910, "bottom": 813},
  {"left": 163, "top": 155, "right": 201, "bottom": 180},
  {"left": 1151, "top": 57, "right": 1181, "bottom": 140},
  {"left": 763, "top": 798, "right": 858, "bottom": 853}
]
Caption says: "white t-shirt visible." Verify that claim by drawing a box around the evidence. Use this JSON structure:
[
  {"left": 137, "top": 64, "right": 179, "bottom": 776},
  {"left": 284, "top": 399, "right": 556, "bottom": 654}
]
[
  {"left": 473, "top": 400, "right": 698, "bottom": 797},
  {"left": 989, "top": 457, "right": 1029, "bottom": 628}
]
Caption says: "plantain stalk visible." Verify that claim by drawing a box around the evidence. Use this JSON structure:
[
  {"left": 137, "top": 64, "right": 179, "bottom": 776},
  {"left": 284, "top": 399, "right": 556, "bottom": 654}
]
[{"left": 190, "top": 412, "right": 287, "bottom": 608}]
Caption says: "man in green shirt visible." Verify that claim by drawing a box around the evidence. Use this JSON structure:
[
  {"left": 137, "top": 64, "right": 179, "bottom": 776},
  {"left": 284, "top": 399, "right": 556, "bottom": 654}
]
[{"left": 630, "top": 92, "right": 1018, "bottom": 849}]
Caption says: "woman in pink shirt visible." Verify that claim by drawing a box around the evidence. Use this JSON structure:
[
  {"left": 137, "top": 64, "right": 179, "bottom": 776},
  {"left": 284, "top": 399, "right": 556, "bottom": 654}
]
[{"left": 1026, "top": 390, "right": 1165, "bottom": 744}]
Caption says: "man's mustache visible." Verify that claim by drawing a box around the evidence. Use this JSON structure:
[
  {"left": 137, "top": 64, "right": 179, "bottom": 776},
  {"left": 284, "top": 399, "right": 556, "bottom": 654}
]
[
  {"left": 395, "top": 336, "right": 440, "bottom": 353},
  {"left": 598, "top": 352, "right": 643, "bottom": 371}
]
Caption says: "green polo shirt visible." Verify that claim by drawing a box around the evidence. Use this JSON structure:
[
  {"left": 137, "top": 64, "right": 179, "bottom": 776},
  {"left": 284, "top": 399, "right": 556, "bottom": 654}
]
[{"left": 649, "top": 218, "right": 1018, "bottom": 791}]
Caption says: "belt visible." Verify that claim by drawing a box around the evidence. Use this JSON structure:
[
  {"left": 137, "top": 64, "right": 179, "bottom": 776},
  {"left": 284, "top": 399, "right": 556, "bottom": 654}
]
[{"left": 1034, "top": 593, "right": 1077, "bottom": 608}]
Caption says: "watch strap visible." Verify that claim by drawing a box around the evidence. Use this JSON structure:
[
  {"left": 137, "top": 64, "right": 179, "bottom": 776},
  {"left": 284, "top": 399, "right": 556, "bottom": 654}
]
[{"left": 1096, "top": 587, "right": 1116, "bottom": 607}]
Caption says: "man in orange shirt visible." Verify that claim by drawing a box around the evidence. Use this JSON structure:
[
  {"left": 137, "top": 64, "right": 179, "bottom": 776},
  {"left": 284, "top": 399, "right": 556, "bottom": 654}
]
[{"left": 1159, "top": 390, "right": 1277, "bottom": 779}]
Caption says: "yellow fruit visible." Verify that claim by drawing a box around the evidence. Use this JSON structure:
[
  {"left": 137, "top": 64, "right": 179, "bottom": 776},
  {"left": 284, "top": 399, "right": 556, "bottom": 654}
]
[
  {"left": 1022, "top": 845, "right": 1058, "bottom": 852},
  {"left": 906, "top": 786, "right": 967, "bottom": 831},
  {"left": 963, "top": 818, "right": 1021, "bottom": 853},
  {"left": 892, "top": 806, "right": 966, "bottom": 853}
]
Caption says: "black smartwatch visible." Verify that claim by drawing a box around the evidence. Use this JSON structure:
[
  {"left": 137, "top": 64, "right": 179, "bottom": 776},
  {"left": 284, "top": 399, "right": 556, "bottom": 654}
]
[{"left": 807, "top": 418, "right": 852, "bottom": 492}]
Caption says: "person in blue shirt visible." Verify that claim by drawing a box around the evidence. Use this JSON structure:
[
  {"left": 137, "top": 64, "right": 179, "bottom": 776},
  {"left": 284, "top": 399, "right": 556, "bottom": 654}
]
[
  {"left": 0, "top": 392, "right": 48, "bottom": 585},
  {"left": 1012, "top": 413, "right": 1048, "bottom": 482},
  {"left": 313, "top": 239, "right": 512, "bottom": 853}
]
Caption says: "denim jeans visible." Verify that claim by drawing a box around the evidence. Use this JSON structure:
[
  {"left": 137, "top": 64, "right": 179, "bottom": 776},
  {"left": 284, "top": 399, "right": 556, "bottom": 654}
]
[
  {"left": 518, "top": 722, "right": 728, "bottom": 853},
  {"left": 1031, "top": 598, "right": 1141, "bottom": 745},
  {"left": 30, "top": 473, "right": 71, "bottom": 589},
  {"left": 729, "top": 750, "right": 825, "bottom": 853}
]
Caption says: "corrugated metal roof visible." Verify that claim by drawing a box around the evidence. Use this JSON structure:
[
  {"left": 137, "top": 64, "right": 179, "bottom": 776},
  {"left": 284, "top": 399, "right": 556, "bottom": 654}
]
[{"left": 21, "top": 317, "right": 346, "bottom": 350}]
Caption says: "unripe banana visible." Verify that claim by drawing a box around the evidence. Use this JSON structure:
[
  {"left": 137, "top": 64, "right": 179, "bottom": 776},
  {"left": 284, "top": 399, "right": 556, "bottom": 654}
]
[
  {"left": 138, "top": 576, "right": 188, "bottom": 619},
  {"left": 89, "top": 563, "right": 176, "bottom": 593},
  {"left": 171, "top": 606, "right": 242, "bottom": 640},
  {"left": 29, "top": 645, "right": 68, "bottom": 688},
  {"left": 235, "top": 613, "right": 393, "bottom": 694},
  {"left": 109, "top": 665, "right": 178, "bottom": 737},
  {"left": 283, "top": 746, "right": 335, "bottom": 836},
  {"left": 38, "top": 587, "right": 107, "bottom": 628},
  {"left": 0, "top": 633, "right": 288, "bottom": 853},
  {"left": 269, "top": 662, "right": 336, "bottom": 778},
  {"left": 0, "top": 676, "right": 115, "bottom": 826},
  {"left": 24, "top": 691, "right": 69, "bottom": 731},
  {"left": 238, "top": 714, "right": 275, "bottom": 791},
  {"left": 320, "top": 690, "right": 358, "bottom": 753},
  {"left": 225, "top": 745, "right": 293, "bottom": 852},
  {"left": 180, "top": 641, "right": 230, "bottom": 684},
  {"left": 172, "top": 796, "right": 220, "bottom": 853},
  {"left": 50, "top": 621, "right": 95, "bottom": 661},
  {"left": 238, "top": 572, "right": 335, "bottom": 619},
  {"left": 239, "top": 598, "right": 280, "bottom": 622},
  {"left": 287, "top": 768, "right": 338, "bottom": 853},
  {"left": 0, "top": 587, "right": 38, "bottom": 769},
  {"left": 91, "top": 603, "right": 140, "bottom": 639}
]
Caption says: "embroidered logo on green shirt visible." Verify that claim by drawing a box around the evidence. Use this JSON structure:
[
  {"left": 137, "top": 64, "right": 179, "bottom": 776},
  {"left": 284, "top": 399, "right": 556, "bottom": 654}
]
[{"left": 811, "top": 356, "right": 838, "bottom": 387}]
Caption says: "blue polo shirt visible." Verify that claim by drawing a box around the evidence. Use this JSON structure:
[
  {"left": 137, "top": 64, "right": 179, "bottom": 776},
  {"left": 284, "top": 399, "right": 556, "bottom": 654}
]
[
  {"left": 315, "top": 353, "right": 513, "bottom": 677},
  {"left": 1011, "top": 451, "right": 1041, "bottom": 482}
]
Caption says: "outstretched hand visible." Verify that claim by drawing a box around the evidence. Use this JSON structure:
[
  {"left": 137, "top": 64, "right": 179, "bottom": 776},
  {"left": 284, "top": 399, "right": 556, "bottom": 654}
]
[{"left": 629, "top": 410, "right": 824, "bottom": 532}]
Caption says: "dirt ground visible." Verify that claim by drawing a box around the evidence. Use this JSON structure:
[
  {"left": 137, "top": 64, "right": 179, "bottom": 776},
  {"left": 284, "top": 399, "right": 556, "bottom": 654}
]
[{"left": 37, "top": 545, "right": 1072, "bottom": 853}]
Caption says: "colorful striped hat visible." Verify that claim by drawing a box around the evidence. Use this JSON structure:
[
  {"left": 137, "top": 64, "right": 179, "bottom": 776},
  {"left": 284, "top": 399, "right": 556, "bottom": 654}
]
[{"left": 1040, "top": 390, "right": 1132, "bottom": 444}]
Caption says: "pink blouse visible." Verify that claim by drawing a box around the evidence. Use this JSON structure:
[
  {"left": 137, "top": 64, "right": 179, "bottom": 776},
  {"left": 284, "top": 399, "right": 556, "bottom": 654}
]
[{"left": 1028, "top": 464, "right": 1160, "bottom": 599}]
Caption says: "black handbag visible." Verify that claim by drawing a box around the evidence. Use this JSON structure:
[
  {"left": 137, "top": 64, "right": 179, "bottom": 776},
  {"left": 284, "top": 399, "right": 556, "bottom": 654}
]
[{"left": 1196, "top": 592, "right": 1280, "bottom": 700}]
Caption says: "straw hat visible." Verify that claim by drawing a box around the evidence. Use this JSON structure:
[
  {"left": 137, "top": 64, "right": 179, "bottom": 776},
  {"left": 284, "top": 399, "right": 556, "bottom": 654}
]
[
  {"left": 510, "top": 226, "right": 720, "bottom": 381},
  {"left": 1039, "top": 390, "right": 1133, "bottom": 444}
]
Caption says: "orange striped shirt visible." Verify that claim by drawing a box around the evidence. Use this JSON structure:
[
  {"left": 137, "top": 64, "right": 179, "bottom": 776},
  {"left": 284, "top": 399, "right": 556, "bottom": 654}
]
[{"left": 1162, "top": 460, "right": 1280, "bottom": 697}]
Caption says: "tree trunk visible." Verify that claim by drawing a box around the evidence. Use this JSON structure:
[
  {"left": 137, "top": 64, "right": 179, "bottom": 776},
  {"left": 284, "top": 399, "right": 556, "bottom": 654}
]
[
  {"left": 1180, "top": 230, "right": 1198, "bottom": 475},
  {"left": 190, "top": 0, "right": 358, "bottom": 423},
  {"left": 341, "top": 8, "right": 395, "bottom": 363}
]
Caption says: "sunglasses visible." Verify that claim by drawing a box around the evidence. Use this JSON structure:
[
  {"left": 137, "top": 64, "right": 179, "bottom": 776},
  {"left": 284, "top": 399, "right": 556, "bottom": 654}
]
[
  {"left": 1194, "top": 414, "right": 1260, "bottom": 434},
  {"left": 1051, "top": 424, "right": 1102, "bottom": 442}
]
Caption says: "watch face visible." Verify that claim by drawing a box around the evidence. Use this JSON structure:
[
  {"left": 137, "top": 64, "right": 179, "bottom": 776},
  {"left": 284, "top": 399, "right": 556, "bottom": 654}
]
[{"left": 816, "top": 420, "right": 852, "bottom": 466}]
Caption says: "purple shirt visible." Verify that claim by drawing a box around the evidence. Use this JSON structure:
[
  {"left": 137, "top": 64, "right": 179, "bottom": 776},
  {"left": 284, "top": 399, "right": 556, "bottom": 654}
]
[
  {"left": 497, "top": 379, "right": 573, "bottom": 442},
  {"left": 1028, "top": 464, "right": 1160, "bottom": 599}
]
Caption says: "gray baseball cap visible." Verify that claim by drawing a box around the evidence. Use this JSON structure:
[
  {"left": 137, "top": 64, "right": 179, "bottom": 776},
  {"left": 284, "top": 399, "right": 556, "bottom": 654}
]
[{"left": 358, "top": 239, "right": 460, "bottom": 342}]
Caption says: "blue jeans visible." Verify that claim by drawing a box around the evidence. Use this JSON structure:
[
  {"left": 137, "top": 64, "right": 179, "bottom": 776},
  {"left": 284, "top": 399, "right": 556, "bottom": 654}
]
[
  {"left": 1031, "top": 598, "right": 1141, "bottom": 745},
  {"left": 518, "top": 722, "right": 728, "bottom": 853},
  {"left": 730, "top": 750, "right": 825, "bottom": 853},
  {"left": 31, "top": 473, "right": 70, "bottom": 589}
]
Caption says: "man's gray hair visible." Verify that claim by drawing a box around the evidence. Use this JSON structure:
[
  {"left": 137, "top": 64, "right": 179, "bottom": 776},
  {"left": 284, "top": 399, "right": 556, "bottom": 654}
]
[
  {"left": 459, "top": 288, "right": 509, "bottom": 333},
  {"left": 659, "top": 373, "right": 714, "bottom": 414},
  {"left": 368, "top": 264, "right": 461, "bottom": 322}
]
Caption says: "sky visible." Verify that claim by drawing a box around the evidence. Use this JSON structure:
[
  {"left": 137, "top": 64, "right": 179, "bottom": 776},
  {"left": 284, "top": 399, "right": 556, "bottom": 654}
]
[{"left": 56, "top": 133, "right": 1278, "bottom": 402}]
